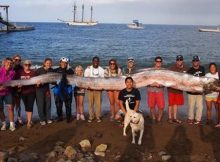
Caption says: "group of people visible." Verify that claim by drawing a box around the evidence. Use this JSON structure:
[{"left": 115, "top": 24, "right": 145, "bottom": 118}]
[{"left": 0, "top": 54, "right": 219, "bottom": 132}]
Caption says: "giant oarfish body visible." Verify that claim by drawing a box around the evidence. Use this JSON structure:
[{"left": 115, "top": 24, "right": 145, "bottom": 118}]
[
  {"left": 132, "top": 69, "right": 220, "bottom": 93},
  {"left": 3, "top": 73, "right": 62, "bottom": 87},
  {"left": 3, "top": 70, "right": 220, "bottom": 93},
  {"left": 66, "top": 69, "right": 220, "bottom": 93}
]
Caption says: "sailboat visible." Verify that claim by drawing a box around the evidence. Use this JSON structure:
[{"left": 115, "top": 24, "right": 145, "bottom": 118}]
[{"left": 58, "top": 2, "right": 98, "bottom": 26}]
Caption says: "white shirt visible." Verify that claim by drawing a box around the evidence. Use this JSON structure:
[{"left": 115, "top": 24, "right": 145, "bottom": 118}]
[
  {"left": 205, "top": 72, "right": 219, "bottom": 98},
  {"left": 84, "top": 65, "right": 105, "bottom": 78}
]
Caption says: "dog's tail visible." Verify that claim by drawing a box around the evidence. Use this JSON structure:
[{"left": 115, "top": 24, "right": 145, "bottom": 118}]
[{"left": 125, "top": 100, "right": 132, "bottom": 112}]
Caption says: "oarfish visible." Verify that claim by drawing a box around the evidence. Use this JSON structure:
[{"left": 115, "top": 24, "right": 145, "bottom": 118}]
[
  {"left": 66, "top": 69, "right": 220, "bottom": 93},
  {"left": 2, "top": 73, "right": 62, "bottom": 87},
  {"left": 2, "top": 70, "right": 220, "bottom": 93},
  {"left": 132, "top": 69, "right": 220, "bottom": 93}
]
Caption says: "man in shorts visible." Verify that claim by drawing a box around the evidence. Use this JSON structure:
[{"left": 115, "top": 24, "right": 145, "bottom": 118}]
[
  {"left": 115, "top": 77, "right": 141, "bottom": 119},
  {"left": 167, "top": 55, "right": 188, "bottom": 124},
  {"left": 147, "top": 56, "right": 165, "bottom": 123}
]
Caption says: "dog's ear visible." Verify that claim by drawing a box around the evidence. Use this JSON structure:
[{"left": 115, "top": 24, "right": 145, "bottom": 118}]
[{"left": 125, "top": 99, "right": 131, "bottom": 112}]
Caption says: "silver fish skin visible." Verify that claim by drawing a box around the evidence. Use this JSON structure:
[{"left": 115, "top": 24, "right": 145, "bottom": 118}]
[
  {"left": 132, "top": 69, "right": 220, "bottom": 93},
  {"left": 67, "top": 69, "right": 220, "bottom": 93},
  {"left": 3, "top": 73, "right": 62, "bottom": 87}
]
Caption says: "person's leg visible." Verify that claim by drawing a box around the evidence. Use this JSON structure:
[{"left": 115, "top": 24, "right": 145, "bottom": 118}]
[
  {"left": 214, "top": 101, "right": 219, "bottom": 124},
  {"left": 75, "top": 95, "right": 80, "bottom": 120},
  {"left": 45, "top": 91, "right": 52, "bottom": 122},
  {"left": 36, "top": 89, "right": 46, "bottom": 122},
  {"left": 195, "top": 95, "right": 203, "bottom": 123},
  {"left": 157, "top": 91, "right": 165, "bottom": 122},
  {"left": 88, "top": 90, "right": 94, "bottom": 121},
  {"left": 205, "top": 100, "right": 212, "bottom": 124},
  {"left": 114, "top": 91, "right": 120, "bottom": 116},
  {"left": 14, "top": 93, "right": 22, "bottom": 122},
  {"left": 188, "top": 94, "right": 196, "bottom": 122},
  {"left": 0, "top": 96, "right": 6, "bottom": 122},
  {"left": 26, "top": 93, "right": 36, "bottom": 128},
  {"left": 64, "top": 93, "right": 72, "bottom": 122},
  {"left": 168, "top": 92, "right": 174, "bottom": 120},
  {"left": 78, "top": 95, "right": 85, "bottom": 120},
  {"left": 107, "top": 91, "right": 115, "bottom": 120},
  {"left": 54, "top": 95, "right": 63, "bottom": 121},
  {"left": 148, "top": 91, "right": 156, "bottom": 121},
  {"left": 94, "top": 91, "right": 102, "bottom": 121}
]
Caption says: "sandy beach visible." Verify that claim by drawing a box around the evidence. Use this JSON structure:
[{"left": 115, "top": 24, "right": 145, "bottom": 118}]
[
  {"left": 0, "top": 113, "right": 220, "bottom": 162},
  {"left": 1, "top": 88, "right": 220, "bottom": 162}
]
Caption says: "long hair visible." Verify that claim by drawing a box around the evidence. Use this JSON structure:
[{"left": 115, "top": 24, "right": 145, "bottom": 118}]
[{"left": 109, "top": 59, "right": 119, "bottom": 74}]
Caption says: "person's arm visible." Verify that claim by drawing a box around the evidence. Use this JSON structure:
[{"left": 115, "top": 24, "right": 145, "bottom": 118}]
[
  {"left": 134, "top": 100, "right": 140, "bottom": 112},
  {"left": 134, "top": 89, "right": 141, "bottom": 111},
  {"left": 119, "top": 100, "right": 126, "bottom": 114}
]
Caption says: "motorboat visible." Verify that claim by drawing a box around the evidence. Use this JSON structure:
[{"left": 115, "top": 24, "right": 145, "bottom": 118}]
[{"left": 127, "top": 20, "right": 144, "bottom": 29}]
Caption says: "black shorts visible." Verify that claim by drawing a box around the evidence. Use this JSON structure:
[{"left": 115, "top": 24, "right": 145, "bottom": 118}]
[
  {"left": 74, "top": 87, "right": 85, "bottom": 96},
  {"left": 21, "top": 93, "right": 36, "bottom": 112}
]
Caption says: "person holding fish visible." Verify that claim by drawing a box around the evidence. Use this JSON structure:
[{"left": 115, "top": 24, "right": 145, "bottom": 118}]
[
  {"left": 84, "top": 56, "right": 104, "bottom": 123},
  {"left": 204, "top": 63, "right": 219, "bottom": 126},
  {"left": 74, "top": 65, "right": 86, "bottom": 121},
  {"left": 35, "top": 58, "right": 54, "bottom": 125},
  {"left": 167, "top": 55, "right": 188, "bottom": 124},
  {"left": 16, "top": 60, "right": 36, "bottom": 129},
  {"left": 53, "top": 57, "right": 74, "bottom": 123},
  {"left": 187, "top": 55, "right": 205, "bottom": 125},
  {"left": 12, "top": 54, "right": 23, "bottom": 125},
  {"left": 147, "top": 56, "right": 165, "bottom": 123},
  {"left": 104, "top": 59, "right": 122, "bottom": 121},
  {"left": 0, "top": 57, "right": 16, "bottom": 131}
]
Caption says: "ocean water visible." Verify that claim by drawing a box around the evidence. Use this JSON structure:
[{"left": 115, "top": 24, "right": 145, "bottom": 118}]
[
  {"left": 0, "top": 23, "right": 219, "bottom": 119},
  {"left": 0, "top": 23, "right": 220, "bottom": 69}
]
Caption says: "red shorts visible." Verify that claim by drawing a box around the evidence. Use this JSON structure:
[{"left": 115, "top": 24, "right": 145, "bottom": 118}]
[
  {"left": 147, "top": 91, "right": 165, "bottom": 109},
  {"left": 168, "top": 91, "right": 184, "bottom": 106}
]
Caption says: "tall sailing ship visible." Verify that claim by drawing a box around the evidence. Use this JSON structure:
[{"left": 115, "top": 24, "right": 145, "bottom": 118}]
[{"left": 58, "top": 2, "right": 98, "bottom": 26}]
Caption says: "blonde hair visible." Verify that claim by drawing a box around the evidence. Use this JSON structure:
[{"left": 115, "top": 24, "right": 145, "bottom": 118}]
[{"left": 75, "top": 65, "right": 84, "bottom": 76}]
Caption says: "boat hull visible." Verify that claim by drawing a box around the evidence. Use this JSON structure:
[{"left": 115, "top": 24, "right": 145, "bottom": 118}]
[
  {"left": 198, "top": 28, "right": 220, "bottom": 33},
  {"left": 127, "top": 24, "right": 144, "bottom": 30},
  {"left": 0, "top": 26, "right": 35, "bottom": 32},
  {"left": 66, "top": 21, "right": 98, "bottom": 26}
]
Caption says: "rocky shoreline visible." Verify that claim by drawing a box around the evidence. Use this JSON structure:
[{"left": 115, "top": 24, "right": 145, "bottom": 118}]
[{"left": 0, "top": 116, "right": 220, "bottom": 162}]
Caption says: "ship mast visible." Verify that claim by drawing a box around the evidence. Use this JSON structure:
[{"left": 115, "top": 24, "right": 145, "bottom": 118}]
[
  {"left": 90, "top": 5, "right": 93, "bottom": 22},
  {"left": 81, "top": 3, "right": 84, "bottom": 22},
  {"left": 73, "top": 2, "right": 77, "bottom": 22}
]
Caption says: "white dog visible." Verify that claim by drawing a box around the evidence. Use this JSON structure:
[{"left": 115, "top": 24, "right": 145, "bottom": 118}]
[{"left": 123, "top": 100, "right": 144, "bottom": 145}]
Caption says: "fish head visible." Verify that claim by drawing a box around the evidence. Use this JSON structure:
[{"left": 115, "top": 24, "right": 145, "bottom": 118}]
[{"left": 203, "top": 79, "right": 220, "bottom": 94}]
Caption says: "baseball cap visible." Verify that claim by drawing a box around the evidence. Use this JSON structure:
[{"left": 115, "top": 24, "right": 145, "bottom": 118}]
[
  {"left": 154, "top": 56, "right": 163, "bottom": 62},
  {"left": 176, "top": 55, "right": 183, "bottom": 61},
  {"left": 23, "top": 60, "right": 32, "bottom": 65},
  {"left": 192, "top": 55, "right": 200, "bottom": 61},
  {"left": 60, "top": 57, "right": 69, "bottom": 63},
  {"left": 127, "top": 57, "right": 134, "bottom": 63}
]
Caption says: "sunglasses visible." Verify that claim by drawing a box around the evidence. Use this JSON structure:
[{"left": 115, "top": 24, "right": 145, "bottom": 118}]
[
  {"left": 110, "top": 62, "right": 116, "bottom": 65},
  {"left": 193, "top": 60, "right": 199, "bottom": 62},
  {"left": 14, "top": 58, "right": 21, "bottom": 61},
  {"left": 176, "top": 59, "right": 183, "bottom": 61},
  {"left": 24, "top": 64, "right": 31, "bottom": 67}
]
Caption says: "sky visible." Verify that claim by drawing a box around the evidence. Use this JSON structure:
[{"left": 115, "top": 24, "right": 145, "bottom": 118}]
[{"left": 0, "top": 0, "right": 219, "bottom": 25}]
